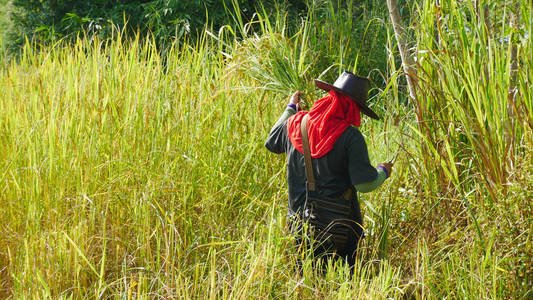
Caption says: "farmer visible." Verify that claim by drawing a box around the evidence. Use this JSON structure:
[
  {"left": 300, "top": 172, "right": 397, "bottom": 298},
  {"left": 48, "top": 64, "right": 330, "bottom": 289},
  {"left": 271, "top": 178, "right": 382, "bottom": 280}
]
[{"left": 265, "top": 71, "right": 392, "bottom": 267}]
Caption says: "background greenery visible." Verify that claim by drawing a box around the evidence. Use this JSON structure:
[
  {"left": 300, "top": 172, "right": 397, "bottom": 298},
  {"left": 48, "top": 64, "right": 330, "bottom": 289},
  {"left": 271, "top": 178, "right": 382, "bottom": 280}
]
[
  {"left": 0, "top": 0, "right": 11, "bottom": 48},
  {"left": 0, "top": 0, "right": 531, "bottom": 298},
  {"left": 5, "top": 0, "right": 306, "bottom": 48}
]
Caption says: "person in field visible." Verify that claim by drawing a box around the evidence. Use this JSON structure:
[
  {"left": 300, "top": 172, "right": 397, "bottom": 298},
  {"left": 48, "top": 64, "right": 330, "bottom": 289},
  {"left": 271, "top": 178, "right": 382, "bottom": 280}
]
[{"left": 265, "top": 71, "right": 393, "bottom": 267}]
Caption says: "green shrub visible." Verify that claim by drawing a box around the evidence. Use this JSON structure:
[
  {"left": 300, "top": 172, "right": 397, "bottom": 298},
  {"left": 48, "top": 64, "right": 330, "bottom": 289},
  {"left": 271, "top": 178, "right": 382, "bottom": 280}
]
[{"left": 6, "top": 0, "right": 309, "bottom": 49}]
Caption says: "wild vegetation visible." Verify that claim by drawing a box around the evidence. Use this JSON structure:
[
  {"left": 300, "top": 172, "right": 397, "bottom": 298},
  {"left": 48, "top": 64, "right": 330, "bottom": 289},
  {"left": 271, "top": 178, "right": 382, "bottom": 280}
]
[
  {"left": 0, "top": 0, "right": 11, "bottom": 50},
  {"left": 0, "top": 0, "right": 531, "bottom": 298},
  {"left": 4, "top": 0, "right": 307, "bottom": 51}
]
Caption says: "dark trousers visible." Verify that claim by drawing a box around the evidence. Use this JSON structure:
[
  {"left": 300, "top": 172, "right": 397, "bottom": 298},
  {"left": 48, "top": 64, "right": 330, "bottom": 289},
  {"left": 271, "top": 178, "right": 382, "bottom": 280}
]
[{"left": 288, "top": 197, "right": 364, "bottom": 268}]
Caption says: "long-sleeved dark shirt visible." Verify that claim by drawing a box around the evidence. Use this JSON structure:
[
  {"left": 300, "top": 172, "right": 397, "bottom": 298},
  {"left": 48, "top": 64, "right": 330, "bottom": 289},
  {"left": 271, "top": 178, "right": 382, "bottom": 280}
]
[{"left": 265, "top": 107, "right": 385, "bottom": 215}]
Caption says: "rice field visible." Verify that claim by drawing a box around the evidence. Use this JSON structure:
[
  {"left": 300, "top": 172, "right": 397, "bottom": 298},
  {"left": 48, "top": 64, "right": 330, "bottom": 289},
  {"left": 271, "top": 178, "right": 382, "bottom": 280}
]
[{"left": 0, "top": 1, "right": 531, "bottom": 298}]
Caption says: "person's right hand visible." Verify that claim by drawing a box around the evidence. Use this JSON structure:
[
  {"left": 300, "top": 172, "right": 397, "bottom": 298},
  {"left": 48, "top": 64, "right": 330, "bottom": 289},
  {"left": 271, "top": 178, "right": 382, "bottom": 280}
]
[
  {"left": 377, "top": 162, "right": 393, "bottom": 178},
  {"left": 290, "top": 91, "right": 304, "bottom": 106}
]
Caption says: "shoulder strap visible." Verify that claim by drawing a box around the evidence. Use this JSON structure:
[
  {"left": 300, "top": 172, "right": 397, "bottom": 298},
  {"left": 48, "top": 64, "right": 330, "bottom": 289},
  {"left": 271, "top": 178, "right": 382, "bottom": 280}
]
[{"left": 301, "top": 114, "right": 316, "bottom": 191}]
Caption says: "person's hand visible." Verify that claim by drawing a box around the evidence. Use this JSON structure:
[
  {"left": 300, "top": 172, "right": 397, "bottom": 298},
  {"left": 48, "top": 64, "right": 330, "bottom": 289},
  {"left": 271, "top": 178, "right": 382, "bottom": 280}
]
[
  {"left": 377, "top": 162, "right": 393, "bottom": 178},
  {"left": 290, "top": 91, "right": 304, "bottom": 106}
]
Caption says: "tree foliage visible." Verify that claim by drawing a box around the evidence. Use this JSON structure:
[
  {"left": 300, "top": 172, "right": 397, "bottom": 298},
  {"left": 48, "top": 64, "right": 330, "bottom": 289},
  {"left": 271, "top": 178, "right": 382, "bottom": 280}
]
[{"left": 8, "top": 0, "right": 307, "bottom": 47}]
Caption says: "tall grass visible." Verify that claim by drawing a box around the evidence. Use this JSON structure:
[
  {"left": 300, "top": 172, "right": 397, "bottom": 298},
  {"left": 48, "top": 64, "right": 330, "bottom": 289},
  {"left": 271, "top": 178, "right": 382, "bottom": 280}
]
[
  {"left": 413, "top": 0, "right": 532, "bottom": 196},
  {"left": 398, "top": 0, "right": 532, "bottom": 295},
  {"left": 0, "top": 1, "right": 530, "bottom": 298},
  {"left": 221, "top": 0, "right": 389, "bottom": 108},
  {"left": 0, "top": 29, "right": 402, "bottom": 298}
]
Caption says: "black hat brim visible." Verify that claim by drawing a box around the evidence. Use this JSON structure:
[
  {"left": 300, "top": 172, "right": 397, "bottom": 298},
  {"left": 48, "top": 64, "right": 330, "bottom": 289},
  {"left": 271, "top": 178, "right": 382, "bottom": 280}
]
[{"left": 315, "top": 79, "right": 380, "bottom": 120}]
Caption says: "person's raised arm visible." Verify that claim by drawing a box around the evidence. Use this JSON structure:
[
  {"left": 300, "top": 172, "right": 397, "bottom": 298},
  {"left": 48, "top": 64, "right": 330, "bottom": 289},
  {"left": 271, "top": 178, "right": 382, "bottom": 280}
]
[
  {"left": 271, "top": 91, "right": 303, "bottom": 129},
  {"left": 265, "top": 91, "right": 303, "bottom": 154}
]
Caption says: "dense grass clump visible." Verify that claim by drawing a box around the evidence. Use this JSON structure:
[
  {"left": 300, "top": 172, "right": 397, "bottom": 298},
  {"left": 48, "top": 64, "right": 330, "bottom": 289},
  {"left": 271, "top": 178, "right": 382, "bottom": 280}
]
[{"left": 0, "top": 1, "right": 531, "bottom": 298}]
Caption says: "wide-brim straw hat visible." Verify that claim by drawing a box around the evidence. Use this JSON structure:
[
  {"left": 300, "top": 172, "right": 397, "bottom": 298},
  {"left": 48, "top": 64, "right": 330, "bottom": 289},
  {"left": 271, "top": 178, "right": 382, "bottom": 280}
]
[{"left": 315, "top": 71, "right": 380, "bottom": 120}]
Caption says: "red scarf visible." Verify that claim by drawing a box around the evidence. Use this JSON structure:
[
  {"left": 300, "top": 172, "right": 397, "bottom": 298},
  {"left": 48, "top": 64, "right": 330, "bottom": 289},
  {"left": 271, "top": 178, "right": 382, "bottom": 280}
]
[{"left": 287, "top": 90, "right": 361, "bottom": 158}]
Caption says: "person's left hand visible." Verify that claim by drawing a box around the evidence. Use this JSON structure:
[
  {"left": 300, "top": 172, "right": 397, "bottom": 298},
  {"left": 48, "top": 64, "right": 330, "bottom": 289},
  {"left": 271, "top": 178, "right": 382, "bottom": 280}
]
[{"left": 377, "top": 162, "right": 393, "bottom": 178}]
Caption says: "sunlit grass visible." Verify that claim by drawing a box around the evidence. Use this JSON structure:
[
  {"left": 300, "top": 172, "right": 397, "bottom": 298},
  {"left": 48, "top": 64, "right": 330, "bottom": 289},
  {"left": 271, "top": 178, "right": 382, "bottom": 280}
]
[{"left": 0, "top": 1, "right": 530, "bottom": 298}]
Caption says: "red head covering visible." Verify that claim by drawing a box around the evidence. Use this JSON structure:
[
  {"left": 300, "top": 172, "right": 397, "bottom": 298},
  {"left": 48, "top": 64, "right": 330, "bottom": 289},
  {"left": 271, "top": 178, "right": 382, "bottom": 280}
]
[{"left": 287, "top": 90, "right": 361, "bottom": 158}]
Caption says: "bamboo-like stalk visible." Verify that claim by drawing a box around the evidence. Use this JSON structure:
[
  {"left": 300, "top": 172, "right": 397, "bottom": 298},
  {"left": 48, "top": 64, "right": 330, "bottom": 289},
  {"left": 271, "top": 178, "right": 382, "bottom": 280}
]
[
  {"left": 508, "top": 2, "right": 520, "bottom": 101},
  {"left": 474, "top": 0, "right": 491, "bottom": 34},
  {"left": 506, "top": 1, "right": 521, "bottom": 179},
  {"left": 386, "top": 0, "right": 418, "bottom": 104}
]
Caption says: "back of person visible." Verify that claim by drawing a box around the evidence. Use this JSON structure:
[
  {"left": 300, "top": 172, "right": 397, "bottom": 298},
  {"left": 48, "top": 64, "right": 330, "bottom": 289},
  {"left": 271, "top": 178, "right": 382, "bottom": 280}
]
[{"left": 265, "top": 71, "right": 393, "bottom": 267}]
